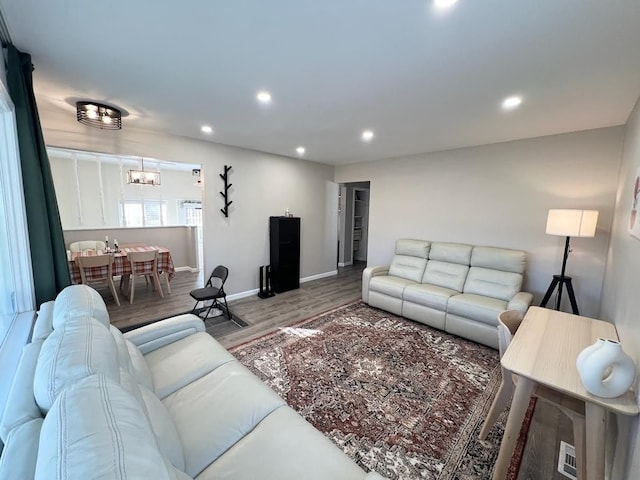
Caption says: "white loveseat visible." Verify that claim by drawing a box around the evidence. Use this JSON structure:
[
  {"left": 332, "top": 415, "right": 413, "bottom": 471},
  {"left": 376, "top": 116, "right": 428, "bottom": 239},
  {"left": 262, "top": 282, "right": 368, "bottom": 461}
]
[
  {"left": 0, "top": 285, "right": 384, "bottom": 480},
  {"left": 362, "top": 239, "right": 533, "bottom": 349}
]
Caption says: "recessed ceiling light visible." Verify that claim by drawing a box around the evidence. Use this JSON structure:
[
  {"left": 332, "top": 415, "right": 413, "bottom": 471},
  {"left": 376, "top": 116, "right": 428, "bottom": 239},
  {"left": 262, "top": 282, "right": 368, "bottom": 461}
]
[
  {"left": 433, "top": 0, "right": 459, "bottom": 9},
  {"left": 502, "top": 96, "right": 523, "bottom": 110},
  {"left": 201, "top": 125, "right": 213, "bottom": 134},
  {"left": 296, "top": 146, "right": 306, "bottom": 156},
  {"left": 361, "top": 130, "right": 374, "bottom": 142},
  {"left": 256, "top": 91, "right": 272, "bottom": 104}
]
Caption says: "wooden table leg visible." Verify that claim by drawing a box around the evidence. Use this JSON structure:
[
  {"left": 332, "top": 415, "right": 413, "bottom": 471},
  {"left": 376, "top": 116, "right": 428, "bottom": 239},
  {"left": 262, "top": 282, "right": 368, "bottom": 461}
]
[
  {"left": 492, "top": 376, "right": 535, "bottom": 480},
  {"left": 585, "top": 402, "right": 606, "bottom": 480}
]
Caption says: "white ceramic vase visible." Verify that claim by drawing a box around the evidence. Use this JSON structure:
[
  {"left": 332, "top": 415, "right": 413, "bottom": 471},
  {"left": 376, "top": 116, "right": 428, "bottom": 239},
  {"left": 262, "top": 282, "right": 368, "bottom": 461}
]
[{"left": 576, "top": 338, "right": 636, "bottom": 398}]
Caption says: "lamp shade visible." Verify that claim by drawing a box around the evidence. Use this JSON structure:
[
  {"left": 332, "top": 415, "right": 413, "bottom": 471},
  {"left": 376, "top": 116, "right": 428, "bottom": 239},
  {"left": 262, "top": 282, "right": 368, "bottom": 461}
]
[{"left": 546, "top": 209, "right": 599, "bottom": 237}]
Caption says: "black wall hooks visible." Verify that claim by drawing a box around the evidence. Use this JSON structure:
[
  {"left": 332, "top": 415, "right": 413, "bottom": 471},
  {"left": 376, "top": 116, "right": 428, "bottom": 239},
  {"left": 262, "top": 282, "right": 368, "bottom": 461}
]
[{"left": 219, "top": 165, "right": 233, "bottom": 217}]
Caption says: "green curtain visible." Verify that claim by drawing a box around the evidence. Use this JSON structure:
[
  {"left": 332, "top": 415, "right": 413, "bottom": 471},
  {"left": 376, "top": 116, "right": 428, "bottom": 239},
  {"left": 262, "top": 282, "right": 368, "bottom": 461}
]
[{"left": 6, "top": 44, "right": 70, "bottom": 305}]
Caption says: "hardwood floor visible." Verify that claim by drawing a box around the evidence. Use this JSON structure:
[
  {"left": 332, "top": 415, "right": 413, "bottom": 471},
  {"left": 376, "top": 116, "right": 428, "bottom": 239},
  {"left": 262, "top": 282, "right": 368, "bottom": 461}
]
[{"left": 103, "top": 262, "right": 570, "bottom": 479}]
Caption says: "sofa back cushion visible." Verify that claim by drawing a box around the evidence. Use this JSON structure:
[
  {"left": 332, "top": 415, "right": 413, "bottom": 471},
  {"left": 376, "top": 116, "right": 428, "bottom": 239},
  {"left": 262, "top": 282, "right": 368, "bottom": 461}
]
[
  {"left": 470, "top": 246, "right": 526, "bottom": 274},
  {"left": 34, "top": 316, "right": 119, "bottom": 413},
  {"left": 421, "top": 260, "right": 469, "bottom": 292},
  {"left": 429, "top": 242, "right": 473, "bottom": 265},
  {"left": 110, "top": 325, "right": 154, "bottom": 390},
  {"left": 463, "top": 267, "right": 523, "bottom": 301},
  {"left": 35, "top": 374, "right": 177, "bottom": 480},
  {"left": 388, "top": 239, "right": 430, "bottom": 282},
  {"left": 52, "top": 285, "right": 110, "bottom": 329},
  {"left": 395, "top": 239, "right": 431, "bottom": 258}
]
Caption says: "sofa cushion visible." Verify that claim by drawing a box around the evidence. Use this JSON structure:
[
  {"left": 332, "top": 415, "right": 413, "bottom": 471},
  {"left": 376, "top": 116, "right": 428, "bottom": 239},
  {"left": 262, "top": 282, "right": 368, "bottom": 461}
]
[
  {"left": 463, "top": 267, "right": 523, "bottom": 302},
  {"left": 34, "top": 316, "right": 119, "bottom": 413},
  {"left": 32, "top": 301, "right": 55, "bottom": 341},
  {"left": 196, "top": 406, "right": 366, "bottom": 480},
  {"left": 403, "top": 283, "right": 458, "bottom": 310},
  {"left": 109, "top": 325, "right": 154, "bottom": 389},
  {"left": 369, "top": 275, "right": 417, "bottom": 298},
  {"left": 447, "top": 293, "right": 508, "bottom": 326},
  {"left": 471, "top": 246, "right": 526, "bottom": 274},
  {"left": 118, "top": 370, "right": 186, "bottom": 472},
  {"left": 421, "top": 260, "right": 469, "bottom": 292},
  {"left": 0, "top": 341, "right": 43, "bottom": 442},
  {"left": 428, "top": 242, "right": 473, "bottom": 265},
  {"left": 52, "top": 284, "right": 110, "bottom": 329},
  {"left": 35, "top": 374, "right": 173, "bottom": 480},
  {"left": 163, "top": 361, "right": 285, "bottom": 477},
  {"left": 395, "top": 239, "right": 430, "bottom": 258},
  {"left": 0, "top": 418, "right": 43, "bottom": 480},
  {"left": 388, "top": 256, "right": 427, "bottom": 283},
  {"left": 145, "top": 331, "right": 237, "bottom": 399}
]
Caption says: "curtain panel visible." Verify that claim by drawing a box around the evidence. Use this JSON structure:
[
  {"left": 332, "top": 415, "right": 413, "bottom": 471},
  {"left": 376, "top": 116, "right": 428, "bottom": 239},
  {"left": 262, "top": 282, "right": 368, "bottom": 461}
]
[{"left": 6, "top": 44, "right": 70, "bottom": 305}]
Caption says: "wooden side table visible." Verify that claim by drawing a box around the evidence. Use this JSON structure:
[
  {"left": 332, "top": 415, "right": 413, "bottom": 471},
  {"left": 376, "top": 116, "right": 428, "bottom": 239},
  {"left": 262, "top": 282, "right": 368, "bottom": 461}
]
[{"left": 492, "top": 307, "right": 638, "bottom": 480}]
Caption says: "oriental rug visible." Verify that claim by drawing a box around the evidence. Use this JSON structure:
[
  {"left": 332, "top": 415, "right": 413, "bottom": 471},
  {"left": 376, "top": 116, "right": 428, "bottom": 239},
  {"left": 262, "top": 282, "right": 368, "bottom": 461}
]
[{"left": 230, "top": 301, "right": 528, "bottom": 479}]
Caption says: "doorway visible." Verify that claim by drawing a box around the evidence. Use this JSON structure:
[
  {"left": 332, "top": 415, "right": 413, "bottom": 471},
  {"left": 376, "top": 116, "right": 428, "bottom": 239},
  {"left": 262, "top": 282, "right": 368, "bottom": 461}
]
[{"left": 337, "top": 182, "right": 370, "bottom": 267}]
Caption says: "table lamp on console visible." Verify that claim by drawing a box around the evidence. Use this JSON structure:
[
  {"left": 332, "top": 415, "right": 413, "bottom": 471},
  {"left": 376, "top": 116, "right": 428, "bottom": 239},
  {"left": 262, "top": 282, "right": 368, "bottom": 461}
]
[{"left": 540, "top": 209, "right": 598, "bottom": 315}]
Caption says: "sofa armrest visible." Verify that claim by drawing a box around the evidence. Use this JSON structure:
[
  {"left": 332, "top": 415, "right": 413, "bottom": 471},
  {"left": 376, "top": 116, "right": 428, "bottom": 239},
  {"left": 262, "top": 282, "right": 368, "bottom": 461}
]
[
  {"left": 362, "top": 265, "right": 390, "bottom": 303},
  {"left": 123, "top": 313, "right": 205, "bottom": 354},
  {"left": 508, "top": 292, "right": 534, "bottom": 315}
]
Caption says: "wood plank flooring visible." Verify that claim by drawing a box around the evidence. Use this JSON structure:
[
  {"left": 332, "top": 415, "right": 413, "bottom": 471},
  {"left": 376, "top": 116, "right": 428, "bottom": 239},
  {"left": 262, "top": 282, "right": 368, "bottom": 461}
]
[{"left": 103, "top": 262, "right": 571, "bottom": 479}]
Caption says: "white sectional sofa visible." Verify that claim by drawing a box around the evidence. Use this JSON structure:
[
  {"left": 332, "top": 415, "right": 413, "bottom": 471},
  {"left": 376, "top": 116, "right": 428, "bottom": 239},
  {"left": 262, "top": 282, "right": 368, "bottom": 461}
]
[
  {"left": 362, "top": 239, "right": 533, "bottom": 349},
  {"left": 0, "top": 285, "right": 384, "bottom": 480}
]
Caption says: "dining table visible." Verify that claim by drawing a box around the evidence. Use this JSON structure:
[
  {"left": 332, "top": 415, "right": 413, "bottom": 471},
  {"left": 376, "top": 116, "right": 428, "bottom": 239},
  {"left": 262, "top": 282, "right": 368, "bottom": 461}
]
[{"left": 68, "top": 245, "right": 176, "bottom": 293}]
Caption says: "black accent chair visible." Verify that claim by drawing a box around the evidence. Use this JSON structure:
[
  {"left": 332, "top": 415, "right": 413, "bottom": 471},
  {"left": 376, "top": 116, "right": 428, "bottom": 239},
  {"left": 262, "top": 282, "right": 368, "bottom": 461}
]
[{"left": 190, "top": 265, "right": 232, "bottom": 320}]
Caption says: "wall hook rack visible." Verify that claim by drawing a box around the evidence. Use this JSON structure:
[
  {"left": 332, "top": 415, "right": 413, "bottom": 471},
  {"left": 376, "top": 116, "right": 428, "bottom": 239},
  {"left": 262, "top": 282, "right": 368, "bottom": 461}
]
[{"left": 219, "top": 165, "right": 233, "bottom": 217}]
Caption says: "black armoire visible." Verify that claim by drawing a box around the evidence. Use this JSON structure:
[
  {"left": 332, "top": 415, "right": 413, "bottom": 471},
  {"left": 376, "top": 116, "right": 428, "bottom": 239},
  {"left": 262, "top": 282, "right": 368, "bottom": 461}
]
[{"left": 269, "top": 216, "right": 300, "bottom": 293}]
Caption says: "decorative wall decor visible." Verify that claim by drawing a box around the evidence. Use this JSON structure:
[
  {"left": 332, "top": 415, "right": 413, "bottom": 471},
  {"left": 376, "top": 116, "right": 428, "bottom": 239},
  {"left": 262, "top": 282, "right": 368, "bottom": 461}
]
[
  {"left": 629, "top": 167, "right": 640, "bottom": 239},
  {"left": 219, "top": 165, "right": 233, "bottom": 217}
]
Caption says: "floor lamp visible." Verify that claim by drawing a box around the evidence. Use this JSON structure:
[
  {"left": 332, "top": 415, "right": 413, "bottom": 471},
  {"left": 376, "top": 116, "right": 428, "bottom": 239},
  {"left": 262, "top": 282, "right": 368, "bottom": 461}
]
[{"left": 540, "top": 209, "right": 598, "bottom": 315}]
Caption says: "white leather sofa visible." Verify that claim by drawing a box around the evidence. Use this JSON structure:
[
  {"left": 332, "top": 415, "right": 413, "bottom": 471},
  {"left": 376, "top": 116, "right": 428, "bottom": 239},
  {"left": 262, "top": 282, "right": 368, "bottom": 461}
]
[
  {"left": 362, "top": 239, "right": 533, "bottom": 349},
  {"left": 0, "top": 285, "right": 385, "bottom": 480}
]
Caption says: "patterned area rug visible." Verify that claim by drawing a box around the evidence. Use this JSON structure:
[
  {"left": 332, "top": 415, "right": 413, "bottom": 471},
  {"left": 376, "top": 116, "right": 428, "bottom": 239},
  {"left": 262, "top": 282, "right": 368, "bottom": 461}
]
[{"left": 230, "top": 302, "right": 518, "bottom": 479}]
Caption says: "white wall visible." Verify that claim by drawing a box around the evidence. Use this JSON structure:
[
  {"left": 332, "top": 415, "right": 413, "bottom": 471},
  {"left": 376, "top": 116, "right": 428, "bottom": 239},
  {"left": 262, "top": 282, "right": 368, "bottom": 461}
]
[
  {"left": 40, "top": 115, "right": 338, "bottom": 296},
  {"left": 601, "top": 97, "right": 640, "bottom": 478},
  {"left": 48, "top": 150, "right": 202, "bottom": 229},
  {"left": 336, "top": 127, "right": 624, "bottom": 318}
]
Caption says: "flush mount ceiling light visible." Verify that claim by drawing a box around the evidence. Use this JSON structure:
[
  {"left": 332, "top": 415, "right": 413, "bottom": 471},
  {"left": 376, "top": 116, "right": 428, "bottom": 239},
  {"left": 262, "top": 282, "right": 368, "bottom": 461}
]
[
  {"left": 201, "top": 125, "right": 213, "bottom": 134},
  {"left": 256, "top": 91, "right": 272, "bottom": 104},
  {"left": 361, "top": 130, "right": 374, "bottom": 142},
  {"left": 76, "top": 101, "right": 122, "bottom": 130},
  {"left": 296, "top": 146, "right": 306, "bottom": 156},
  {"left": 127, "top": 158, "right": 160, "bottom": 186},
  {"left": 502, "top": 95, "right": 523, "bottom": 110},
  {"left": 433, "top": 0, "right": 459, "bottom": 9}
]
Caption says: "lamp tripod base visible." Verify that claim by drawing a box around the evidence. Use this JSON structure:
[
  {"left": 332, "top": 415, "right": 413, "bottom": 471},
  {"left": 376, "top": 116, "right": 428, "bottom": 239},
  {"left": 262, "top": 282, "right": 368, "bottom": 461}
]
[{"left": 540, "top": 274, "right": 579, "bottom": 315}]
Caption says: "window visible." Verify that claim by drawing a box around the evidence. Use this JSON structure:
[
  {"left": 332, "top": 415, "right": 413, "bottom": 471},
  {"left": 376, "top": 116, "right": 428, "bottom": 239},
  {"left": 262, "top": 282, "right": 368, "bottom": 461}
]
[
  {"left": 121, "top": 200, "right": 167, "bottom": 227},
  {"left": 180, "top": 200, "right": 202, "bottom": 226}
]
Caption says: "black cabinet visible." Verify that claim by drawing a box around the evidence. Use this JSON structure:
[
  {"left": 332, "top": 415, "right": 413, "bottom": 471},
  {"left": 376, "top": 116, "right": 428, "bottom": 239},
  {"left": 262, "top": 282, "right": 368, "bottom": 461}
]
[{"left": 269, "top": 216, "right": 300, "bottom": 293}]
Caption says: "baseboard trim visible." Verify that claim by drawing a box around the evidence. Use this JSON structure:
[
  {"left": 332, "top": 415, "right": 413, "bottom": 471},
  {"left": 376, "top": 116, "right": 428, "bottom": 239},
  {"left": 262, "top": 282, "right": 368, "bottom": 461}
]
[
  {"left": 174, "top": 266, "right": 200, "bottom": 273},
  {"left": 226, "top": 270, "right": 338, "bottom": 301},
  {"left": 338, "top": 261, "right": 353, "bottom": 267},
  {"left": 300, "top": 270, "right": 338, "bottom": 283}
]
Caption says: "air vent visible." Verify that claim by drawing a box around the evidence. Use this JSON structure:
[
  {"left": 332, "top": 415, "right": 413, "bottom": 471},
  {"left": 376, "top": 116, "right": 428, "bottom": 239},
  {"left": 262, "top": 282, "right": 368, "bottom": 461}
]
[{"left": 557, "top": 441, "right": 577, "bottom": 480}]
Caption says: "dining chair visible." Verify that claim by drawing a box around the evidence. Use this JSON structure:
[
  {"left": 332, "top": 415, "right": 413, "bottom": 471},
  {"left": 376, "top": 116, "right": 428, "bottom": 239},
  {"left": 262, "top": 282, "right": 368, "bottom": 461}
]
[
  {"left": 75, "top": 253, "right": 120, "bottom": 306},
  {"left": 479, "top": 310, "right": 586, "bottom": 479},
  {"left": 69, "top": 240, "right": 106, "bottom": 253},
  {"left": 190, "top": 265, "right": 231, "bottom": 320},
  {"left": 127, "top": 250, "right": 164, "bottom": 304}
]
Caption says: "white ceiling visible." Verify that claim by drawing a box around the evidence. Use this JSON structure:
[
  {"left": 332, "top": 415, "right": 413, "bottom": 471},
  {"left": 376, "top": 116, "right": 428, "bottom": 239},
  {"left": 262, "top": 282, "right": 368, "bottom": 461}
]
[{"left": 2, "top": 0, "right": 640, "bottom": 165}]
